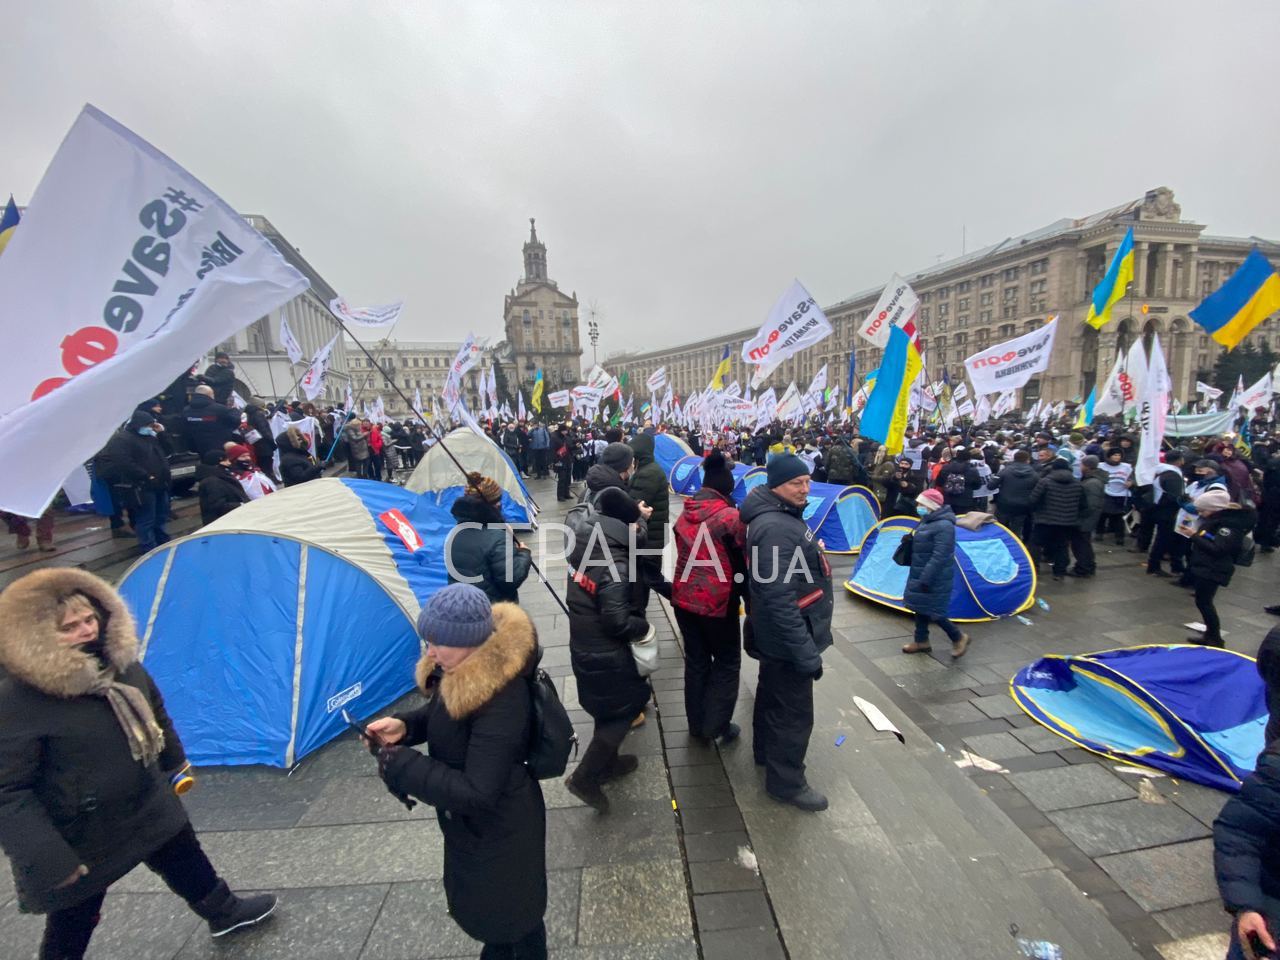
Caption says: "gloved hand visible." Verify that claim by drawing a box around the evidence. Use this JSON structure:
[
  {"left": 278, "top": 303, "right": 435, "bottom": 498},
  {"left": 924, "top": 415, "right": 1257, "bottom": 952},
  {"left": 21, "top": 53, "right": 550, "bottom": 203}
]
[
  {"left": 807, "top": 665, "right": 824, "bottom": 682},
  {"left": 376, "top": 744, "right": 418, "bottom": 810}
]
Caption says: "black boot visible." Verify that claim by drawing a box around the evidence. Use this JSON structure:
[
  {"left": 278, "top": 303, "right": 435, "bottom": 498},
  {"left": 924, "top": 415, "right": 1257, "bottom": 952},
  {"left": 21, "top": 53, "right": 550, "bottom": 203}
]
[
  {"left": 600, "top": 754, "right": 639, "bottom": 783},
  {"left": 192, "top": 880, "right": 278, "bottom": 937},
  {"left": 565, "top": 741, "right": 613, "bottom": 812}
]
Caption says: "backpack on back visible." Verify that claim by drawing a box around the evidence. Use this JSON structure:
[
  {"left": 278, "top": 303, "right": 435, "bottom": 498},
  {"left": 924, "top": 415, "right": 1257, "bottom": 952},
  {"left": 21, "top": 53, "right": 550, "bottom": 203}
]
[{"left": 526, "top": 666, "right": 578, "bottom": 779}]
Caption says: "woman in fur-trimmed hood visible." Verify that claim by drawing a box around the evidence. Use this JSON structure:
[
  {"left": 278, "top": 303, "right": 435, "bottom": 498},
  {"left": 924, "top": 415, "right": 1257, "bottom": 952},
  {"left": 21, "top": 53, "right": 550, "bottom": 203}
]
[
  {"left": 0, "top": 568, "right": 277, "bottom": 957},
  {"left": 366, "top": 585, "right": 548, "bottom": 955}
]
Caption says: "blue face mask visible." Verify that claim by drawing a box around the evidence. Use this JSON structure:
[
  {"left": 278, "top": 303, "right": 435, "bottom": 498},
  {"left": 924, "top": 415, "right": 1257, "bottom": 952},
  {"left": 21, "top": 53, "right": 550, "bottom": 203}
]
[
  {"left": 138, "top": 427, "right": 156, "bottom": 437},
  {"left": 916, "top": 505, "right": 930, "bottom": 517}
]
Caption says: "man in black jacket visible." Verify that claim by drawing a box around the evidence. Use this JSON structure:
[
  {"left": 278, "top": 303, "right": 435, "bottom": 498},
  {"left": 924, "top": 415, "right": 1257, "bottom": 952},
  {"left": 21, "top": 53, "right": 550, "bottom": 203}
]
[
  {"left": 1187, "top": 489, "right": 1256, "bottom": 647},
  {"left": 742, "top": 454, "right": 832, "bottom": 812},
  {"left": 1147, "top": 451, "right": 1188, "bottom": 577},
  {"left": 95, "top": 410, "right": 172, "bottom": 552},
  {"left": 993, "top": 450, "right": 1038, "bottom": 543},
  {"left": 934, "top": 449, "right": 982, "bottom": 515},
  {"left": 1030, "top": 455, "right": 1086, "bottom": 581},
  {"left": 628, "top": 434, "right": 672, "bottom": 608},
  {"left": 196, "top": 450, "right": 249, "bottom": 525},
  {"left": 201, "top": 352, "right": 237, "bottom": 404},
  {"left": 181, "top": 386, "right": 242, "bottom": 459}
]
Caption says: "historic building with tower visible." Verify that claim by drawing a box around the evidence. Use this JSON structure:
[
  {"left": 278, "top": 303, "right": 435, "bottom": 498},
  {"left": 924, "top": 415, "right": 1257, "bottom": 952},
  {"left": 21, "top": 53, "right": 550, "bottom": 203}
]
[
  {"left": 502, "top": 220, "right": 582, "bottom": 395},
  {"left": 609, "top": 188, "right": 1280, "bottom": 407}
]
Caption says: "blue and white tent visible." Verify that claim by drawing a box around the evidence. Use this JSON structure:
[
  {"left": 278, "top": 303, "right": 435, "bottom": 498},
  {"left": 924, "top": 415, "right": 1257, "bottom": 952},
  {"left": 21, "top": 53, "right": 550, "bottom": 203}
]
[
  {"left": 652, "top": 432, "right": 694, "bottom": 478},
  {"left": 117, "top": 479, "right": 451, "bottom": 768},
  {"left": 406, "top": 427, "right": 537, "bottom": 527},
  {"left": 1012, "top": 645, "right": 1266, "bottom": 792},
  {"left": 846, "top": 516, "right": 1036, "bottom": 620},
  {"left": 667, "top": 454, "right": 752, "bottom": 498},
  {"left": 737, "top": 469, "right": 880, "bottom": 553}
]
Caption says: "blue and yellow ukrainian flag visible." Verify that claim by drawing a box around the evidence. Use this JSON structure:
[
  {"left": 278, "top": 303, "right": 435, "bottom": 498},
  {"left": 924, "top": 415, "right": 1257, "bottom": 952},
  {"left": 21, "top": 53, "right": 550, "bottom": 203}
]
[
  {"left": 859, "top": 325, "right": 922, "bottom": 456},
  {"left": 709, "top": 346, "right": 732, "bottom": 391},
  {"left": 0, "top": 196, "right": 20, "bottom": 256},
  {"left": 1190, "top": 248, "right": 1280, "bottom": 351},
  {"left": 1084, "top": 227, "right": 1135, "bottom": 329},
  {"left": 531, "top": 368, "right": 544, "bottom": 413},
  {"left": 1074, "top": 386, "right": 1096, "bottom": 428}
]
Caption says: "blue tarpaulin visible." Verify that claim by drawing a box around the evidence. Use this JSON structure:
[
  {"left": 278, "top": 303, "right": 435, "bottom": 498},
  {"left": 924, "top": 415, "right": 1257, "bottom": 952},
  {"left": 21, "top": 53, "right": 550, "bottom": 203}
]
[{"left": 1012, "top": 645, "right": 1267, "bottom": 792}]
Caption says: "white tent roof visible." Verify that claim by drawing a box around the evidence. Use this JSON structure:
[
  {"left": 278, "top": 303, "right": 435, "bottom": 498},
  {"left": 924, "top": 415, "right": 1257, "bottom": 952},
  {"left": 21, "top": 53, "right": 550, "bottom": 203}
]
[{"left": 404, "top": 427, "right": 531, "bottom": 510}]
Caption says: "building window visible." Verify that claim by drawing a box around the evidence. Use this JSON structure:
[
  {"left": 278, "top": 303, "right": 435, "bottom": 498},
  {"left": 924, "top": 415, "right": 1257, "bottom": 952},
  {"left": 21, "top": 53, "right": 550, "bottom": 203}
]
[
  {"left": 980, "top": 274, "right": 994, "bottom": 288},
  {"left": 919, "top": 307, "right": 931, "bottom": 322},
  {"left": 999, "top": 323, "right": 1016, "bottom": 337},
  {"left": 957, "top": 280, "right": 972, "bottom": 293},
  {"left": 957, "top": 298, "right": 970, "bottom": 311},
  {"left": 980, "top": 292, "right": 993, "bottom": 306},
  {"left": 980, "top": 310, "right": 992, "bottom": 323},
  {"left": 523, "top": 309, "right": 531, "bottom": 325},
  {"left": 1030, "top": 299, "right": 1047, "bottom": 312},
  {"left": 1029, "top": 279, "right": 1047, "bottom": 294},
  {"left": 1003, "top": 286, "right": 1018, "bottom": 302},
  {"left": 1030, "top": 259, "right": 1048, "bottom": 275},
  {"left": 1003, "top": 266, "right": 1020, "bottom": 282},
  {"left": 1002, "top": 305, "right": 1017, "bottom": 319},
  {"left": 936, "top": 319, "right": 948, "bottom": 332},
  {"left": 938, "top": 303, "right": 949, "bottom": 317},
  {"left": 957, "top": 314, "right": 969, "bottom": 328},
  {"left": 920, "top": 292, "right": 931, "bottom": 303},
  {"left": 936, "top": 285, "right": 951, "bottom": 299}
]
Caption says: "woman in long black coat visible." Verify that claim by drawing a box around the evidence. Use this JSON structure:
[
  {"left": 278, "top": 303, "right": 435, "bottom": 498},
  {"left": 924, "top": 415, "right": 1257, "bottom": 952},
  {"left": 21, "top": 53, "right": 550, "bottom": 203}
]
[
  {"left": 368, "top": 586, "right": 547, "bottom": 957},
  {"left": 0, "top": 569, "right": 276, "bottom": 959}
]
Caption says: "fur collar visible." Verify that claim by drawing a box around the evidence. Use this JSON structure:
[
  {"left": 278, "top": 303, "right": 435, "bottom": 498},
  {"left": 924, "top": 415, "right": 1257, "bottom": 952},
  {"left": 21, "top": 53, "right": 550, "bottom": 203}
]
[
  {"left": 414, "top": 602, "right": 536, "bottom": 720},
  {"left": 0, "top": 569, "right": 139, "bottom": 698}
]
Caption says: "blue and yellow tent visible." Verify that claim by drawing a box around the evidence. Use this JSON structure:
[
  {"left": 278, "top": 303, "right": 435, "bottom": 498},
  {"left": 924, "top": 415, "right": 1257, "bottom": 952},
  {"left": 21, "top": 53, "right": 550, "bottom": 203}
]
[
  {"left": 652, "top": 432, "right": 694, "bottom": 478},
  {"left": 736, "top": 468, "right": 880, "bottom": 553},
  {"left": 667, "top": 454, "right": 752, "bottom": 498},
  {"left": 1011, "top": 645, "right": 1266, "bottom": 792},
  {"left": 846, "top": 516, "right": 1036, "bottom": 620}
]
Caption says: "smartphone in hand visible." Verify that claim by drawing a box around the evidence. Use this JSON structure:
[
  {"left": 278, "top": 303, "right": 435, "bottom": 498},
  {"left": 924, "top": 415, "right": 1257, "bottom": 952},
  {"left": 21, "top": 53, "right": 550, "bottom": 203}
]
[{"left": 342, "top": 709, "right": 379, "bottom": 744}]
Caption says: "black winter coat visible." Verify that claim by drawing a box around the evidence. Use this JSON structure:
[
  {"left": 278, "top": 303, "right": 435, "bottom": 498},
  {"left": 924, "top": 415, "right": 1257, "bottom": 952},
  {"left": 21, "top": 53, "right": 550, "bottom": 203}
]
[
  {"left": 993, "top": 462, "right": 1039, "bottom": 512},
  {"left": 903, "top": 505, "right": 957, "bottom": 619},
  {"left": 446, "top": 496, "right": 532, "bottom": 603},
  {"left": 628, "top": 434, "right": 670, "bottom": 546},
  {"left": 1030, "top": 464, "right": 1086, "bottom": 527},
  {"left": 384, "top": 605, "right": 546, "bottom": 945},
  {"left": 740, "top": 487, "right": 833, "bottom": 675},
  {"left": 934, "top": 461, "right": 981, "bottom": 514},
  {"left": 196, "top": 462, "right": 249, "bottom": 524},
  {"left": 200, "top": 362, "right": 236, "bottom": 403},
  {"left": 244, "top": 406, "right": 276, "bottom": 455},
  {"left": 1079, "top": 473, "right": 1106, "bottom": 533},
  {"left": 1214, "top": 745, "right": 1280, "bottom": 921},
  {"left": 0, "top": 569, "right": 190, "bottom": 914},
  {"left": 565, "top": 500, "right": 650, "bottom": 723},
  {"left": 181, "top": 394, "right": 241, "bottom": 458},
  {"left": 95, "top": 427, "right": 171, "bottom": 491},
  {"left": 1189, "top": 505, "right": 1256, "bottom": 586},
  {"left": 279, "top": 447, "right": 322, "bottom": 486}
]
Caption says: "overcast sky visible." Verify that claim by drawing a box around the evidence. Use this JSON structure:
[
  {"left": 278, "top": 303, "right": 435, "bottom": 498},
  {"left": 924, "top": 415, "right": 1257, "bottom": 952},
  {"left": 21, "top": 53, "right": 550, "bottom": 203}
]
[{"left": 6, "top": 2, "right": 1279, "bottom": 359}]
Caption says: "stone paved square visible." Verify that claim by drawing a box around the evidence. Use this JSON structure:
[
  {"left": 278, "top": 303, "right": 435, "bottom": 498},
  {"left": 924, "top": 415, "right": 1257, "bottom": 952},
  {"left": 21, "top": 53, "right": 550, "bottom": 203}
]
[
  {"left": 1047, "top": 799, "right": 1211, "bottom": 857},
  {"left": 1007, "top": 764, "right": 1138, "bottom": 812},
  {"left": 1097, "top": 840, "right": 1220, "bottom": 912}
]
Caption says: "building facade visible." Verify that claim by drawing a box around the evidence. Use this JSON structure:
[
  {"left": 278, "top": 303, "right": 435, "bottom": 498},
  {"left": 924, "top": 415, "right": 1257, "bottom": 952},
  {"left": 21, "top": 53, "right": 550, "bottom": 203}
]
[
  {"left": 502, "top": 220, "right": 582, "bottom": 395},
  {"left": 346, "top": 340, "right": 491, "bottom": 419},
  {"left": 213, "top": 214, "right": 352, "bottom": 405},
  {"left": 610, "top": 188, "right": 1280, "bottom": 408}
]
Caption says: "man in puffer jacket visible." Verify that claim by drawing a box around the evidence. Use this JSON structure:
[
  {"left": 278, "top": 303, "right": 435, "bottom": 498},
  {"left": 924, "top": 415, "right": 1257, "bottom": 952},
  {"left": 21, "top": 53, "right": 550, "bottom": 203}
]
[
  {"left": 196, "top": 450, "right": 249, "bottom": 525},
  {"left": 563, "top": 483, "right": 652, "bottom": 813},
  {"left": 1214, "top": 626, "right": 1280, "bottom": 959},
  {"left": 628, "top": 433, "right": 672, "bottom": 606},
  {"left": 276, "top": 427, "right": 323, "bottom": 487},
  {"left": 741, "top": 454, "right": 832, "bottom": 813},
  {"left": 1030, "top": 455, "right": 1086, "bottom": 581},
  {"left": 1187, "top": 488, "right": 1256, "bottom": 647},
  {"left": 672, "top": 452, "right": 746, "bottom": 745},
  {"left": 992, "top": 450, "right": 1039, "bottom": 543}
]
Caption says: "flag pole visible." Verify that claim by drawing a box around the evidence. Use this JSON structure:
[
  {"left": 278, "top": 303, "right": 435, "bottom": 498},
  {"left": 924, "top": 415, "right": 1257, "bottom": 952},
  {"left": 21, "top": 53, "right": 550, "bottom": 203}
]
[{"left": 334, "top": 317, "right": 569, "bottom": 616}]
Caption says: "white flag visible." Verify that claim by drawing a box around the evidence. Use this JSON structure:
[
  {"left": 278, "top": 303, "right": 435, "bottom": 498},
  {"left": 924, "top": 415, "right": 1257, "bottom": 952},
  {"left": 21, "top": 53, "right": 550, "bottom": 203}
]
[
  {"left": 1120, "top": 338, "right": 1148, "bottom": 420},
  {"left": 742, "top": 280, "right": 833, "bottom": 387},
  {"left": 775, "top": 381, "right": 803, "bottom": 420},
  {"left": 804, "top": 363, "right": 828, "bottom": 407},
  {"left": 230, "top": 390, "right": 247, "bottom": 410},
  {"left": 1093, "top": 350, "right": 1127, "bottom": 417},
  {"left": 517, "top": 390, "right": 527, "bottom": 421},
  {"left": 548, "top": 389, "right": 571, "bottom": 409},
  {"left": 299, "top": 334, "right": 338, "bottom": 401},
  {"left": 992, "top": 389, "right": 1017, "bottom": 418},
  {"left": 329, "top": 298, "right": 403, "bottom": 328},
  {"left": 1136, "top": 334, "right": 1170, "bottom": 486},
  {"left": 1240, "top": 372, "right": 1274, "bottom": 412},
  {"left": 646, "top": 367, "right": 666, "bottom": 392},
  {"left": 858, "top": 275, "right": 920, "bottom": 349},
  {"left": 279, "top": 315, "right": 305, "bottom": 365},
  {"left": 344, "top": 380, "right": 354, "bottom": 412},
  {"left": 1196, "top": 380, "right": 1223, "bottom": 400},
  {"left": 413, "top": 387, "right": 423, "bottom": 415},
  {"left": 0, "top": 105, "right": 308, "bottom": 515},
  {"left": 962, "top": 317, "right": 1059, "bottom": 395},
  {"left": 1228, "top": 374, "right": 1245, "bottom": 411},
  {"left": 974, "top": 394, "right": 992, "bottom": 423}
]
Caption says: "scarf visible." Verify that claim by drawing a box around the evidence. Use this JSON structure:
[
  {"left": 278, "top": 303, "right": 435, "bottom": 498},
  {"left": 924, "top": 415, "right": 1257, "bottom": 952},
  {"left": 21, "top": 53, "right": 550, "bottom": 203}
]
[{"left": 87, "top": 670, "right": 165, "bottom": 766}]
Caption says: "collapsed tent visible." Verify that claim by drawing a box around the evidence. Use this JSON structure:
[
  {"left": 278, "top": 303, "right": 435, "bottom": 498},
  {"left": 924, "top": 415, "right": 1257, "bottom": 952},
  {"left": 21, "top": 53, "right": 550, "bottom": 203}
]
[
  {"left": 738, "top": 469, "right": 880, "bottom": 553},
  {"left": 846, "top": 516, "right": 1036, "bottom": 620},
  {"left": 405, "top": 426, "right": 537, "bottom": 526},
  {"left": 1011, "top": 645, "right": 1266, "bottom": 792},
  {"left": 667, "top": 454, "right": 752, "bottom": 498},
  {"left": 652, "top": 432, "right": 694, "bottom": 478},
  {"left": 117, "top": 479, "right": 451, "bottom": 768}
]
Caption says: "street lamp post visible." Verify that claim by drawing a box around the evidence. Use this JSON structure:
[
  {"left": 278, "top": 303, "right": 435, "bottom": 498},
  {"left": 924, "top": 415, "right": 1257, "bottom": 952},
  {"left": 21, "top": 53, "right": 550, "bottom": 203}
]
[{"left": 588, "top": 317, "right": 599, "bottom": 366}]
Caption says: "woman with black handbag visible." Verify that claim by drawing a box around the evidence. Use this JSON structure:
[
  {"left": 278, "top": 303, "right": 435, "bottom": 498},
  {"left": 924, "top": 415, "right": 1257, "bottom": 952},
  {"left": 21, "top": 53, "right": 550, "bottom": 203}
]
[{"left": 900, "top": 489, "right": 971, "bottom": 659}]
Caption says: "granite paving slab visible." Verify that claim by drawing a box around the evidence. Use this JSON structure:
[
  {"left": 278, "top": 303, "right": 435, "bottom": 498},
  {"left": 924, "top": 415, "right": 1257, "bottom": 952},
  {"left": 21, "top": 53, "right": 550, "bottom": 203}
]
[
  {"left": 576, "top": 859, "right": 693, "bottom": 947},
  {"left": 1097, "top": 839, "right": 1219, "bottom": 913},
  {"left": 1048, "top": 799, "right": 1210, "bottom": 857},
  {"left": 0, "top": 891, "right": 199, "bottom": 960},
  {"left": 1007, "top": 764, "right": 1137, "bottom": 811},
  {"left": 546, "top": 800, "right": 682, "bottom": 869},
  {"left": 547, "top": 940, "right": 699, "bottom": 960},
  {"left": 296, "top": 775, "right": 435, "bottom": 827},
  {"left": 963, "top": 731, "right": 1034, "bottom": 761}
]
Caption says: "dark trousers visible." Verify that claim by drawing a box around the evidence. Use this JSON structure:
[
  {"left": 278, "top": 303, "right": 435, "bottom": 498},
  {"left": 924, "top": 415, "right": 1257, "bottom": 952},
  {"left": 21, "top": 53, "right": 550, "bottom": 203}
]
[
  {"left": 252, "top": 439, "right": 278, "bottom": 482},
  {"left": 1147, "top": 508, "right": 1178, "bottom": 572},
  {"left": 1258, "top": 498, "right": 1280, "bottom": 549},
  {"left": 1136, "top": 508, "right": 1155, "bottom": 551},
  {"left": 1068, "top": 528, "right": 1096, "bottom": 575},
  {"left": 1168, "top": 535, "right": 1190, "bottom": 572},
  {"left": 556, "top": 463, "right": 572, "bottom": 500},
  {"left": 1194, "top": 579, "right": 1223, "bottom": 646},
  {"left": 1036, "top": 523, "right": 1072, "bottom": 576},
  {"left": 370, "top": 452, "right": 387, "bottom": 481},
  {"left": 532, "top": 449, "right": 549, "bottom": 478},
  {"left": 1097, "top": 512, "right": 1126, "bottom": 543},
  {"left": 913, "top": 612, "right": 962, "bottom": 645},
  {"left": 575, "top": 714, "right": 636, "bottom": 785},
  {"left": 675, "top": 606, "right": 741, "bottom": 739},
  {"left": 995, "top": 509, "right": 1032, "bottom": 545},
  {"left": 481, "top": 920, "right": 548, "bottom": 959},
  {"left": 353, "top": 456, "right": 374, "bottom": 479},
  {"left": 41, "top": 825, "right": 217, "bottom": 960},
  {"left": 752, "top": 658, "right": 814, "bottom": 799},
  {"left": 133, "top": 488, "right": 170, "bottom": 551}
]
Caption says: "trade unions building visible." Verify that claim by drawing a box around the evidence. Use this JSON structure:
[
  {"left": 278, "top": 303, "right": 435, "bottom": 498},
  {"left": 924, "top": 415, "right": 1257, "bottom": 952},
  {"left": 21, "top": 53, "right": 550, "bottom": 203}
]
[{"left": 610, "top": 188, "right": 1280, "bottom": 407}]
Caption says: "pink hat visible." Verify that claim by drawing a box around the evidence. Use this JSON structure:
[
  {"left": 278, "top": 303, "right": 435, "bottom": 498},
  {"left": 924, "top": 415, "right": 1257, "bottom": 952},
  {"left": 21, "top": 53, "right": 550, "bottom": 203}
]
[{"left": 916, "top": 488, "right": 945, "bottom": 510}]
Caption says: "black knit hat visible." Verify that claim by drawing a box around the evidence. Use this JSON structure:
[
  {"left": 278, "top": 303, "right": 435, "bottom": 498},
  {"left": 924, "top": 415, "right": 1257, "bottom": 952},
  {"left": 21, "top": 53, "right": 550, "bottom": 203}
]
[{"left": 702, "top": 451, "right": 735, "bottom": 497}]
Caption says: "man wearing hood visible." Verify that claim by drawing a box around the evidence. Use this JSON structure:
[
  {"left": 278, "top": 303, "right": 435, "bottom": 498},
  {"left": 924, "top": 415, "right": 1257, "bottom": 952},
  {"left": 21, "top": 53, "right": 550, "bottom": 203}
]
[
  {"left": 1214, "top": 626, "right": 1280, "bottom": 960},
  {"left": 628, "top": 433, "right": 672, "bottom": 607},
  {"left": 1187, "top": 488, "right": 1256, "bottom": 647},
  {"left": 901, "top": 488, "right": 971, "bottom": 658},
  {"left": 94, "top": 410, "right": 172, "bottom": 553},
  {"left": 741, "top": 454, "right": 832, "bottom": 812},
  {"left": 1030, "top": 454, "right": 1086, "bottom": 581},
  {"left": 196, "top": 450, "right": 249, "bottom": 525}
]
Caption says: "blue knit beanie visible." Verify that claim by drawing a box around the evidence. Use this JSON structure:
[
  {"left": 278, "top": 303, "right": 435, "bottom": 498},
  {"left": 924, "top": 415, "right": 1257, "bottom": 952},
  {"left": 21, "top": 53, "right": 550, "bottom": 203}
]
[
  {"left": 417, "top": 583, "right": 493, "bottom": 648},
  {"left": 767, "top": 453, "right": 809, "bottom": 489}
]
